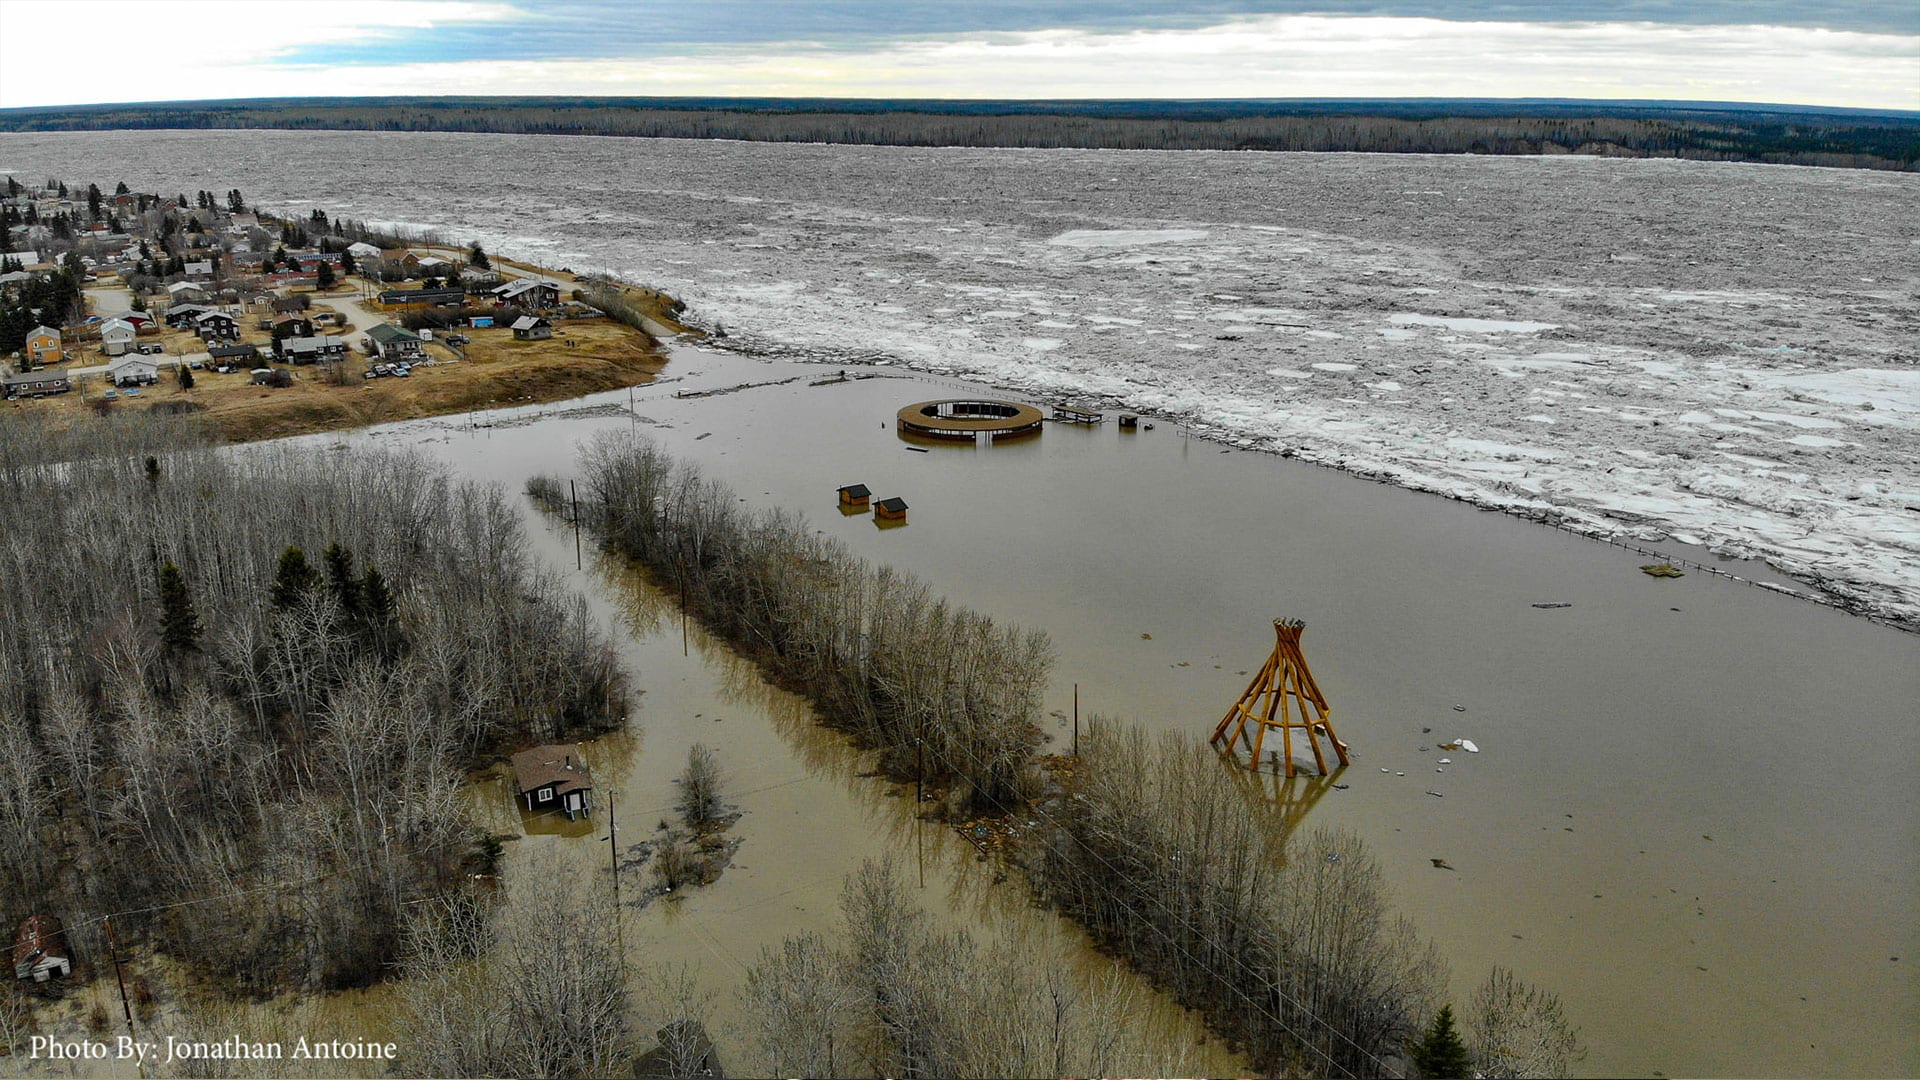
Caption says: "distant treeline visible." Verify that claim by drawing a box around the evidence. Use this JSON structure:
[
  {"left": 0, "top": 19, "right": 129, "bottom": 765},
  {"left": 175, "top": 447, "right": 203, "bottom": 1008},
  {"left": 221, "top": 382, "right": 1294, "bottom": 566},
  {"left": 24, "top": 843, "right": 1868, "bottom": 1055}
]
[{"left": 3, "top": 96, "right": 1916, "bottom": 170}]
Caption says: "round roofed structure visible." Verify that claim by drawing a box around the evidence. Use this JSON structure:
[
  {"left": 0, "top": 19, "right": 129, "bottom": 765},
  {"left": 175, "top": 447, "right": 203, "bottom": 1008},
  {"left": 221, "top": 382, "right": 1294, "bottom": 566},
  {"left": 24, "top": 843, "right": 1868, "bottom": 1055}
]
[{"left": 896, "top": 398, "right": 1045, "bottom": 441}]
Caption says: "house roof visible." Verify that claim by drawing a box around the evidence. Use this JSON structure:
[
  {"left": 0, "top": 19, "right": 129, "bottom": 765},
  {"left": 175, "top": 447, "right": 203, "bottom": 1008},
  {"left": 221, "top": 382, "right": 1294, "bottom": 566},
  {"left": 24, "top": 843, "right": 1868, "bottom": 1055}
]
[
  {"left": 366, "top": 323, "right": 419, "bottom": 345},
  {"left": 511, "top": 745, "right": 592, "bottom": 797},
  {"left": 876, "top": 497, "right": 908, "bottom": 512},
  {"left": 194, "top": 311, "right": 233, "bottom": 323},
  {"left": 510, "top": 316, "right": 548, "bottom": 331},
  {"left": 208, "top": 343, "right": 257, "bottom": 358},
  {"left": 839, "top": 483, "right": 870, "bottom": 498},
  {"left": 99, "top": 317, "right": 136, "bottom": 334},
  {"left": 13, "top": 916, "right": 68, "bottom": 972},
  {"left": 108, "top": 355, "right": 156, "bottom": 371},
  {"left": 27, "top": 325, "right": 60, "bottom": 341},
  {"left": 2, "top": 369, "right": 69, "bottom": 386},
  {"left": 286, "top": 336, "right": 343, "bottom": 353},
  {"left": 166, "top": 280, "right": 205, "bottom": 293}
]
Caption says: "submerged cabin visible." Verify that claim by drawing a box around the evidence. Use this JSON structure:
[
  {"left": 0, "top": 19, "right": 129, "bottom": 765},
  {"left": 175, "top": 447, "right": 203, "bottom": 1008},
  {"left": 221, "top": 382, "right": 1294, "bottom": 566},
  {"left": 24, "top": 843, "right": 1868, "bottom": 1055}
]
[
  {"left": 874, "top": 496, "right": 908, "bottom": 522},
  {"left": 837, "top": 483, "right": 871, "bottom": 509},
  {"left": 511, "top": 744, "right": 593, "bottom": 820},
  {"left": 13, "top": 915, "right": 70, "bottom": 982},
  {"left": 1118, "top": 414, "right": 1139, "bottom": 430}
]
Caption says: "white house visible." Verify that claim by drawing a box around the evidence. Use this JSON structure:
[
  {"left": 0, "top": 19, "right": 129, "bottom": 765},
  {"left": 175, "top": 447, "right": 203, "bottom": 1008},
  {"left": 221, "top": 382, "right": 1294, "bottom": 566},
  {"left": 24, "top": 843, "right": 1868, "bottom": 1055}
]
[
  {"left": 99, "top": 317, "right": 138, "bottom": 356},
  {"left": 107, "top": 354, "right": 159, "bottom": 387},
  {"left": 345, "top": 241, "right": 381, "bottom": 260},
  {"left": 167, "top": 280, "right": 210, "bottom": 302},
  {"left": 183, "top": 260, "right": 213, "bottom": 280}
]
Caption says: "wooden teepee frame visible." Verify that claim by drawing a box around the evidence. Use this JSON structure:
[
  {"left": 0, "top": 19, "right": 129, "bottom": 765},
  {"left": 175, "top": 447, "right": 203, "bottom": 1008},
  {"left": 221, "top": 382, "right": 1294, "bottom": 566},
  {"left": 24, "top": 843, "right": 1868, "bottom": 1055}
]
[{"left": 1211, "top": 619, "right": 1350, "bottom": 776}]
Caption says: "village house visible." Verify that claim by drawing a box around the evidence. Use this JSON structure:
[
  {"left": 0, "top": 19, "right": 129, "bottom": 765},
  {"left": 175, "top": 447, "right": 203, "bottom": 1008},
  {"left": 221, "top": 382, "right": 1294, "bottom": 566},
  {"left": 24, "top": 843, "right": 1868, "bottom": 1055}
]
[
  {"left": 459, "top": 264, "right": 500, "bottom": 286},
  {"left": 273, "top": 313, "right": 315, "bottom": 339},
  {"left": 24, "top": 325, "right": 62, "bottom": 366},
  {"left": 492, "top": 277, "right": 563, "bottom": 309},
  {"left": 108, "top": 354, "right": 159, "bottom": 387},
  {"left": 379, "top": 248, "right": 421, "bottom": 278},
  {"left": 271, "top": 294, "right": 311, "bottom": 314},
  {"left": 167, "top": 280, "right": 210, "bottom": 303},
  {"left": 194, "top": 311, "right": 240, "bottom": 342},
  {"left": 511, "top": 315, "right": 552, "bottom": 341},
  {"left": 183, "top": 259, "right": 214, "bottom": 280},
  {"left": 279, "top": 335, "right": 347, "bottom": 364},
  {"left": 207, "top": 342, "right": 260, "bottom": 365},
  {"left": 13, "top": 916, "right": 70, "bottom": 982},
  {"left": 99, "top": 317, "right": 138, "bottom": 356},
  {"left": 510, "top": 745, "right": 593, "bottom": 820},
  {"left": 1, "top": 369, "right": 71, "bottom": 399},
  {"left": 365, "top": 322, "right": 424, "bottom": 360},
  {"left": 345, "top": 240, "right": 381, "bottom": 261},
  {"left": 164, "top": 302, "right": 215, "bottom": 328},
  {"left": 376, "top": 286, "right": 466, "bottom": 311}
]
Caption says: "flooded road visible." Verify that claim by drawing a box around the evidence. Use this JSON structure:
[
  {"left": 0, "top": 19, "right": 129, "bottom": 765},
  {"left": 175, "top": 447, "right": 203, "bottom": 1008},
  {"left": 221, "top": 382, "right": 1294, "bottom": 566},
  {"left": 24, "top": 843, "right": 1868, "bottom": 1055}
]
[{"left": 336, "top": 343, "right": 1917, "bottom": 1079}]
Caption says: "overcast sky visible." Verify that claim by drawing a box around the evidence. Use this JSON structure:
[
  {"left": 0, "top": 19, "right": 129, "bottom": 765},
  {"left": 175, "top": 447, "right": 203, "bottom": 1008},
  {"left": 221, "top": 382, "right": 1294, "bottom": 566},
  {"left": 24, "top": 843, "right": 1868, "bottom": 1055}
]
[{"left": 1, "top": 1, "right": 1914, "bottom": 111}]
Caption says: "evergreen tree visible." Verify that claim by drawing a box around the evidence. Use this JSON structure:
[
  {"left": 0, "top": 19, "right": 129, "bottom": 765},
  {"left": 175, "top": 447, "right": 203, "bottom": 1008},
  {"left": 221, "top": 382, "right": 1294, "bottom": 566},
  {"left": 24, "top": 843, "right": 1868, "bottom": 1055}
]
[
  {"left": 270, "top": 546, "right": 319, "bottom": 610},
  {"left": 340, "top": 247, "right": 357, "bottom": 274},
  {"left": 315, "top": 261, "right": 335, "bottom": 289},
  {"left": 158, "top": 560, "right": 200, "bottom": 654},
  {"left": 144, "top": 455, "right": 160, "bottom": 487},
  {"left": 114, "top": 181, "right": 130, "bottom": 195},
  {"left": 361, "top": 564, "right": 402, "bottom": 659},
  {"left": 177, "top": 364, "right": 194, "bottom": 389},
  {"left": 86, "top": 182, "right": 101, "bottom": 220},
  {"left": 1409, "top": 1004, "right": 1473, "bottom": 1079},
  {"left": 468, "top": 243, "right": 490, "bottom": 270},
  {"left": 323, "top": 543, "right": 361, "bottom": 618}
]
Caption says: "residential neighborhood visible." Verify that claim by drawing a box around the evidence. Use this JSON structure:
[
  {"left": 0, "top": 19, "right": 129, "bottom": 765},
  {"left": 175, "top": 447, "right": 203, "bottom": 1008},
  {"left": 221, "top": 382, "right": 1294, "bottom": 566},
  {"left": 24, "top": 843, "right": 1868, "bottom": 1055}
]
[{"left": 0, "top": 176, "right": 631, "bottom": 413}]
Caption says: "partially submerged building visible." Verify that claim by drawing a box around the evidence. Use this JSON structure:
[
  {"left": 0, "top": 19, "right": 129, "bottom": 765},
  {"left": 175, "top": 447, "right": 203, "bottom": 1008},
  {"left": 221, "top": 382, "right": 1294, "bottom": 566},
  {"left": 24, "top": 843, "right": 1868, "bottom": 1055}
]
[{"left": 511, "top": 745, "right": 593, "bottom": 820}]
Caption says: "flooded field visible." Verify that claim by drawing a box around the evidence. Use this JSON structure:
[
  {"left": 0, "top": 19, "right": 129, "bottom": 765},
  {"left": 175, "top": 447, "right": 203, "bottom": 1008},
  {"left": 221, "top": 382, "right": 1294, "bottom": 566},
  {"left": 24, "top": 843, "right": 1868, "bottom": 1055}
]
[{"left": 321, "top": 342, "right": 1920, "bottom": 1079}]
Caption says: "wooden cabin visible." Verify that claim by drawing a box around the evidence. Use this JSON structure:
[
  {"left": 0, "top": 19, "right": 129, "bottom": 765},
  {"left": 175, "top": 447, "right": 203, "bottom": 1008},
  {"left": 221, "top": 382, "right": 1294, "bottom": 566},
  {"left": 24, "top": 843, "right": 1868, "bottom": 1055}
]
[
  {"left": 837, "top": 483, "right": 871, "bottom": 509},
  {"left": 511, "top": 744, "right": 593, "bottom": 820},
  {"left": 13, "top": 915, "right": 70, "bottom": 982},
  {"left": 874, "top": 496, "right": 908, "bottom": 522}
]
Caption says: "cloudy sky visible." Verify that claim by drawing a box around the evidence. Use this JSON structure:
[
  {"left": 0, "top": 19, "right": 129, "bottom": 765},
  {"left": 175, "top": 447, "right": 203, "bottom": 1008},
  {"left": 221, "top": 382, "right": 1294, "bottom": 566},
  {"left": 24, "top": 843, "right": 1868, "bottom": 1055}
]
[{"left": 1, "top": 1, "right": 1914, "bottom": 111}]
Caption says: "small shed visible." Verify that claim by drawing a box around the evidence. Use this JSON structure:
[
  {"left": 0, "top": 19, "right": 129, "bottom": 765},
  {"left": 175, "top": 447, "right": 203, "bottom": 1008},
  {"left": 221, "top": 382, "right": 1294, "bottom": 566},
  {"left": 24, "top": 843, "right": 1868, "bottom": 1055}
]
[
  {"left": 837, "top": 483, "right": 871, "bottom": 509},
  {"left": 875, "top": 496, "right": 908, "bottom": 522},
  {"left": 511, "top": 315, "right": 553, "bottom": 341},
  {"left": 13, "top": 915, "right": 71, "bottom": 982},
  {"left": 1118, "top": 414, "right": 1139, "bottom": 430},
  {"left": 511, "top": 745, "right": 593, "bottom": 819}
]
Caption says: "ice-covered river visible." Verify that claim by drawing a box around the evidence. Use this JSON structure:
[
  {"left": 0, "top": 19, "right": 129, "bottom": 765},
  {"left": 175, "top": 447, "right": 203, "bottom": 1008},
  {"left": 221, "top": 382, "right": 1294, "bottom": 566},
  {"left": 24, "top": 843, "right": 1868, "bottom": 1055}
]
[{"left": 4, "top": 128, "right": 1913, "bottom": 624}]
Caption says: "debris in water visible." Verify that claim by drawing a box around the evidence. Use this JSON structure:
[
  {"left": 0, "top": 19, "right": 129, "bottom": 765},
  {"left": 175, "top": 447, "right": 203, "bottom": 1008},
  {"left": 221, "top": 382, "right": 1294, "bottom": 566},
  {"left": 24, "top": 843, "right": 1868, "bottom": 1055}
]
[
  {"left": 1531, "top": 602, "right": 1573, "bottom": 609},
  {"left": 1431, "top": 858, "right": 1455, "bottom": 870},
  {"left": 1380, "top": 768, "right": 1391, "bottom": 773},
  {"left": 1453, "top": 704, "right": 1467, "bottom": 712},
  {"left": 1421, "top": 726, "right": 1432, "bottom": 734},
  {"left": 1438, "top": 757, "right": 1452, "bottom": 764},
  {"left": 1641, "top": 562, "right": 1685, "bottom": 578},
  {"left": 1140, "top": 632, "right": 1152, "bottom": 640},
  {"left": 1435, "top": 767, "right": 1445, "bottom": 773},
  {"left": 1332, "top": 783, "right": 1349, "bottom": 790},
  {"left": 1459, "top": 740, "right": 1479, "bottom": 753},
  {"left": 1425, "top": 790, "right": 1444, "bottom": 797},
  {"left": 905, "top": 446, "right": 930, "bottom": 453},
  {"left": 1439, "top": 741, "right": 1461, "bottom": 751},
  {"left": 1418, "top": 745, "right": 1430, "bottom": 752}
]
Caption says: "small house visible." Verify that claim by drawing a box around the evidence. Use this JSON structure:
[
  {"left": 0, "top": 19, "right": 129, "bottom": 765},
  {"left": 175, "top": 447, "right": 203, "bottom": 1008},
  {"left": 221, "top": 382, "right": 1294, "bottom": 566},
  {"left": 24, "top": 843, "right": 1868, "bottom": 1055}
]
[
  {"left": 108, "top": 355, "right": 159, "bottom": 387},
  {"left": 167, "top": 280, "right": 210, "bottom": 303},
  {"left": 376, "top": 286, "right": 467, "bottom": 310},
  {"left": 165, "top": 302, "right": 213, "bottom": 327},
  {"left": 510, "top": 315, "right": 552, "bottom": 341},
  {"left": 875, "top": 496, "right": 909, "bottom": 522},
  {"left": 837, "top": 483, "right": 871, "bottom": 509},
  {"left": 183, "top": 259, "right": 213, "bottom": 280},
  {"left": 492, "top": 277, "right": 562, "bottom": 309},
  {"left": 25, "top": 324, "right": 62, "bottom": 365},
  {"left": 13, "top": 916, "right": 70, "bottom": 982},
  {"left": 345, "top": 240, "right": 381, "bottom": 261},
  {"left": 194, "top": 311, "right": 239, "bottom": 342},
  {"left": 207, "top": 342, "right": 260, "bottom": 365},
  {"left": 273, "top": 313, "right": 315, "bottom": 339},
  {"left": 271, "top": 294, "right": 310, "bottom": 314},
  {"left": 281, "top": 335, "right": 347, "bottom": 364},
  {"left": 99, "top": 317, "right": 138, "bottom": 355},
  {"left": 366, "top": 323, "right": 424, "bottom": 360},
  {"left": 1118, "top": 414, "right": 1139, "bottom": 429},
  {"left": 511, "top": 745, "right": 593, "bottom": 819},
  {"left": 1, "top": 369, "right": 71, "bottom": 399}
]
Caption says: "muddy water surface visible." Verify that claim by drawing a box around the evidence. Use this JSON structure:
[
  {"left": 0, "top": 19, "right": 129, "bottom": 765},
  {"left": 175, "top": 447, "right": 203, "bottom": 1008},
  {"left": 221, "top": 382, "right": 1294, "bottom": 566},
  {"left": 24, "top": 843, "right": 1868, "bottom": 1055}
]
[{"left": 340, "top": 344, "right": 1916, "bottom": 1079}]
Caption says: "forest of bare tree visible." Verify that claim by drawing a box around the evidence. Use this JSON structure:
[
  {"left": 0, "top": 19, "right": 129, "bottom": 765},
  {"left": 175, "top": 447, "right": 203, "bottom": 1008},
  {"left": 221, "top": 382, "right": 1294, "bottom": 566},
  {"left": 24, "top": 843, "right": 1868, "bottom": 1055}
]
[
  {"left": 4, "top": 96, "right": 1913, "bottom": 170},
  {"left": 0, "top": 412, "right": 625, "bottom": 995}
]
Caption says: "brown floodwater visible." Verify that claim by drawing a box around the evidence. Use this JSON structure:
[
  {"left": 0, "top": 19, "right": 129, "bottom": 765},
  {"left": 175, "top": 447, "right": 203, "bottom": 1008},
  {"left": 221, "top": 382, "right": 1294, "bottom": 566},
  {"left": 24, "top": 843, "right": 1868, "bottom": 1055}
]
[{"left": 330, "top": 342, "right": 1916, "bottom": 1079}]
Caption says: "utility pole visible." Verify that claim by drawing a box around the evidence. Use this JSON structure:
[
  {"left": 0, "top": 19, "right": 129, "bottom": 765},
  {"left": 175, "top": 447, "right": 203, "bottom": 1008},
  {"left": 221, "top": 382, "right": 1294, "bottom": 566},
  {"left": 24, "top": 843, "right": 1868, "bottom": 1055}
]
[
  {"left": 1073, "top": 682, "right": 1079, "bottom": 757},
  {"left": 607, "top": 790, "right": 619, "bottom": 901},
  {"left": 104, "top": 916, "right": 145, "bottom": 1078}
]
